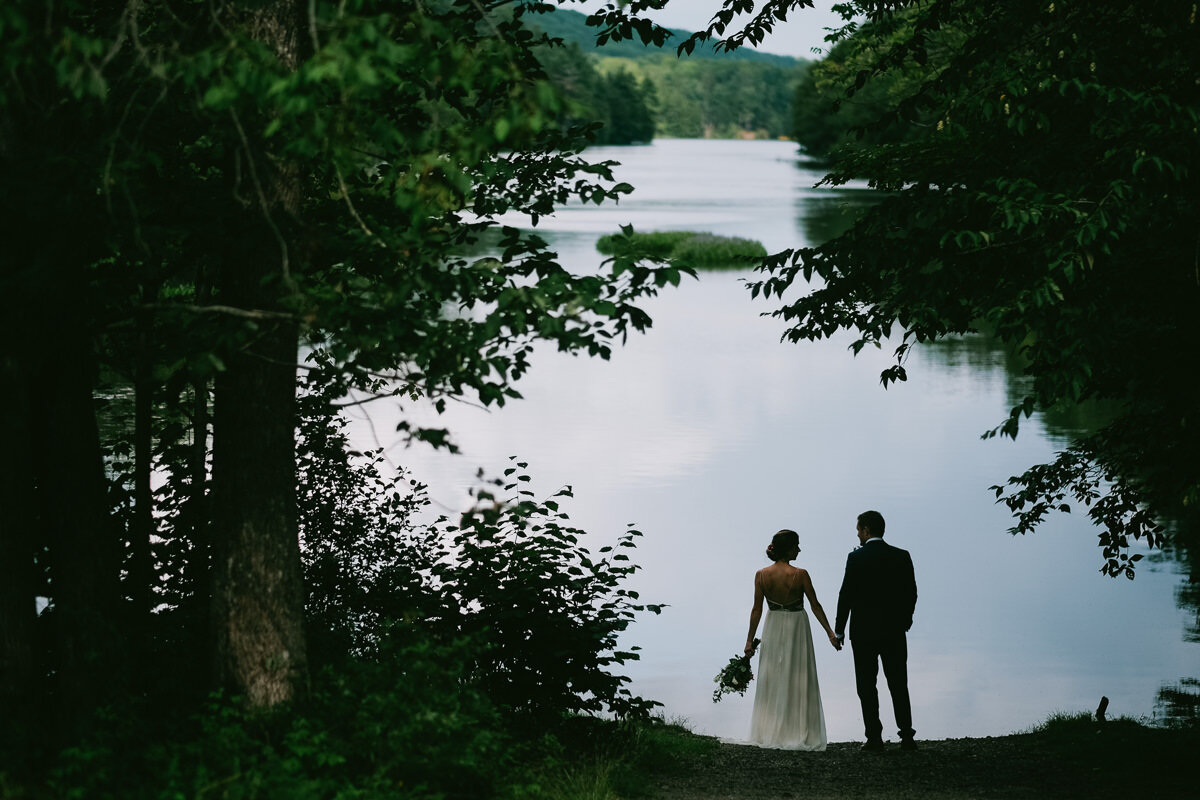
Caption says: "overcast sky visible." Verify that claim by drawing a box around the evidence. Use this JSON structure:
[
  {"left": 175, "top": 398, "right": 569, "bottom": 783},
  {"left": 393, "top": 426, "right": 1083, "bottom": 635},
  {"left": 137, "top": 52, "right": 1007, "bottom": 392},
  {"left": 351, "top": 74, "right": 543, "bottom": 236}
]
[{"left": 640, "top": 0, "right": 848, "bottom": 60}]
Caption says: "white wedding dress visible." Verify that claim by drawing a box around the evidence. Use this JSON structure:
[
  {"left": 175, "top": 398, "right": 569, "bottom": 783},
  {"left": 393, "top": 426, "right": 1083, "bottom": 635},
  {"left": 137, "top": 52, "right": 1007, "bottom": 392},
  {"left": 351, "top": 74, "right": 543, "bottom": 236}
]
[{"left": 748, "top": 596, "right": 827, "bottom": 750}]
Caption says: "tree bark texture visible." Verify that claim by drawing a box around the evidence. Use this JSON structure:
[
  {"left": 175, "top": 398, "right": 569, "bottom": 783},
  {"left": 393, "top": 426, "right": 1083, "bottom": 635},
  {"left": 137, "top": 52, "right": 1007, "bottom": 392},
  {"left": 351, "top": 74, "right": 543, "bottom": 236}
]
[
  {"left": 209, "top": 0, "right": 309, "bottom": 708},
  {"left": 210, "top": 319, "right": 307, "bottom": 707}
]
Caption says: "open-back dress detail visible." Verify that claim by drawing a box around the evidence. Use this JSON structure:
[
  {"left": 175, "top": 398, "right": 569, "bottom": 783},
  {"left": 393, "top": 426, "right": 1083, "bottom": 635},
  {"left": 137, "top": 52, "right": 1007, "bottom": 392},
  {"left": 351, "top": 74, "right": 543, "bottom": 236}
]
[{"left": 748, "top": 583, "right": 828, "bottom": 751}]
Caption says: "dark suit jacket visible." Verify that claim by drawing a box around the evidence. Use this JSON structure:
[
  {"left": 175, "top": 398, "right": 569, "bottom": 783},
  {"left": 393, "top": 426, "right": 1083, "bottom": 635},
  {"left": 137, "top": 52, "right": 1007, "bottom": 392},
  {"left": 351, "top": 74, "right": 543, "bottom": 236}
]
[{"left": 835, "top": 539, "right": 917, "bottom": 641}]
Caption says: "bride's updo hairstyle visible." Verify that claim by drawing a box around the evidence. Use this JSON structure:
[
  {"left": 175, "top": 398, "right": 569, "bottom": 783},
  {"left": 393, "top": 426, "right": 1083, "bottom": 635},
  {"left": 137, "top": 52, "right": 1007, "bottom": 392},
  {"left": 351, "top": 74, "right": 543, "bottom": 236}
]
[{"left": 765, "top": 529, "right": 800, "bottom": 562}]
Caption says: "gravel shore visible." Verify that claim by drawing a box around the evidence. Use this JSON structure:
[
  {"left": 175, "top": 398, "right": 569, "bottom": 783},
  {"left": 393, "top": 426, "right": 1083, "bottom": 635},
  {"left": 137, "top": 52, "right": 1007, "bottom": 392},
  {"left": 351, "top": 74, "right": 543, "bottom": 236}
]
[{"left": 647, "top": 723, "right": 1196, "bottom": 800}]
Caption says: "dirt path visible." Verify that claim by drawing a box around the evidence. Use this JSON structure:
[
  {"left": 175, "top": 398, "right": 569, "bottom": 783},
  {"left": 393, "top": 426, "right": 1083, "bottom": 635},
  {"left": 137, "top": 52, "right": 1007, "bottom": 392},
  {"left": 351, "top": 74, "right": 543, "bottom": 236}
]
[{"left": 647, "top": 725, "right": 1196, "bottom": 800}]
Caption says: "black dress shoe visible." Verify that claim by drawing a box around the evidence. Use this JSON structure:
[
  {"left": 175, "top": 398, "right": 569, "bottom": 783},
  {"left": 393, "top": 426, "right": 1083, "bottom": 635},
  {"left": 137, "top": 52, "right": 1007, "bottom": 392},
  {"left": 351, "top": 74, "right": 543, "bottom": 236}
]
[
  {"left": 900, "top": 738, "right": 918, "bottom": 751},
  {"left": 861, "top": 739, "right": 885, "bottom": 752}
]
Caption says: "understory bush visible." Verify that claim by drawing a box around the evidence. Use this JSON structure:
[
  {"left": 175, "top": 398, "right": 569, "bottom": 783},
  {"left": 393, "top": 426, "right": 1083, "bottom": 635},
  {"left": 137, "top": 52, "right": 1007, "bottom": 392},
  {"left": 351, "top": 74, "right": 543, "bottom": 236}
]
[
  {"left": 297, "top": 385, "right": 663, "bottom": 724},
  {"left": 46, "top": 687, "right": 704, "bottom": 799},
  {"left": 49, "top": 641, "right": 517, "bottom": 799},
  {"left": 15, "top": 390, "right": 666, "bottom": 798}
]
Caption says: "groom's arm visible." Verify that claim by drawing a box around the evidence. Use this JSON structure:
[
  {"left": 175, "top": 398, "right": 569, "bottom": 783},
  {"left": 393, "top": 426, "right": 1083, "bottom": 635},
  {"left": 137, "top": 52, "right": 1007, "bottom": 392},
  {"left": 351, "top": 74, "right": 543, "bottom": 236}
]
[{"left": 901, "top": 550, "right": 917, "bottom": 630}]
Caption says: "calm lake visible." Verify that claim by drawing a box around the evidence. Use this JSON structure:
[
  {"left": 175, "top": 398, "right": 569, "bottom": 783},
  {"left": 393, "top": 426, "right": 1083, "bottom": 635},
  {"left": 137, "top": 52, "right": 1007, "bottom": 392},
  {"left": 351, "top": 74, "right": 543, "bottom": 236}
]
[{"left": 344, "top": 139, "right": 1197, "bottom": 743}]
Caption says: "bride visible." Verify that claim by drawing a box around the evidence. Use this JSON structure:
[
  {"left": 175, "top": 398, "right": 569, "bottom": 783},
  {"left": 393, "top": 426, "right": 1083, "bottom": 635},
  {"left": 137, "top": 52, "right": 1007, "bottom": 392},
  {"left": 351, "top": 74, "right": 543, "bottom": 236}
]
[{"left": 744, "top": 529, "right": 840, "bottom": 750}]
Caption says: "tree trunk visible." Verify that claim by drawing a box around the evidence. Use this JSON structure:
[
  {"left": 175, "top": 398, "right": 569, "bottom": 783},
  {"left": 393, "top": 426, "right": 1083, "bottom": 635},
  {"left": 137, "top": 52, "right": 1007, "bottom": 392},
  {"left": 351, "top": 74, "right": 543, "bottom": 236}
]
[
  {"left": 131, "top": 301, "right": 155, "bottom": 630},
  {"left": 181, "top": 271, "right": 213, "bottom": 672},
  {"left": 0, "top": 354, "right": 39, "bottom": 742},
  {"left": 2, "top": 101, "right": 122, "bottom": 739},
  {"left": 210, "top": 318, "right": 307, "bottom": 706},
  {"left": 36, "top": 308, "right": 124, "bottom": 732},
  {"left": 183, "top": 375, "right": 211, "bottom": 646},
  {"left": 209, "top": 0, "right": 309, "bottom": 708}
]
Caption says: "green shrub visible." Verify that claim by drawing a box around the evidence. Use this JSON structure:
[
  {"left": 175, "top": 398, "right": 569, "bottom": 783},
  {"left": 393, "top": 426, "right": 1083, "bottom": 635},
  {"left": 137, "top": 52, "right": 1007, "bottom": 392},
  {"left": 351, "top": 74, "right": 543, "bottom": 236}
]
[
  {"left": 429, "top": 464, "right": 663, "bottom": 724},
  {"left": 297, "top": 384, "right": 663, "bottom": 723}
]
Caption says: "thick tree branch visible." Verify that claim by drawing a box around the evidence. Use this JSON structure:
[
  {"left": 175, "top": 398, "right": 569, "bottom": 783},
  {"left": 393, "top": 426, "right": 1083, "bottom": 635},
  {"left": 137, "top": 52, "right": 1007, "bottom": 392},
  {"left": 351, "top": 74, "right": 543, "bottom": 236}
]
[{"left": 142, "top": 302, "right": 297, "bottom": 321}]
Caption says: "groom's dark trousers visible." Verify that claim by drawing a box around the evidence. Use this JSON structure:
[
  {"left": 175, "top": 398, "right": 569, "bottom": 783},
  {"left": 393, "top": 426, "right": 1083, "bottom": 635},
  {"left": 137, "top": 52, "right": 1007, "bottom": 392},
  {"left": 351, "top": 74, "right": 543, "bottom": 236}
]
[
  {"left": 836, "top": 539, "right": 917, "bottom": 742},
  {"left": 851, "top": 632, "right": 912, "bottom": 742}
]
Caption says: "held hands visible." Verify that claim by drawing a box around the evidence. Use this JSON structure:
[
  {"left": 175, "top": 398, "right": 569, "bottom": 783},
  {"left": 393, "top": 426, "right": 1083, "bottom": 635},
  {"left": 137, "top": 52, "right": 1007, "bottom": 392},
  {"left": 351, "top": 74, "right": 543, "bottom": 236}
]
[{"left": 827, "top": 631, "right": 842, "bottom": 651}]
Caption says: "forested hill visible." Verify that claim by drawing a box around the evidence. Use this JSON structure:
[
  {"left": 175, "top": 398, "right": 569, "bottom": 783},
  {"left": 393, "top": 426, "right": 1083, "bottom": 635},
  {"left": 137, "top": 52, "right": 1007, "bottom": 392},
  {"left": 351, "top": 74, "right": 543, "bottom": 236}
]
[
  {"left": 527, "top": 7, "right": 807, "bottom": 143},
  {"left": 528, "top": 6, "right": 801, "bottom": 67}
]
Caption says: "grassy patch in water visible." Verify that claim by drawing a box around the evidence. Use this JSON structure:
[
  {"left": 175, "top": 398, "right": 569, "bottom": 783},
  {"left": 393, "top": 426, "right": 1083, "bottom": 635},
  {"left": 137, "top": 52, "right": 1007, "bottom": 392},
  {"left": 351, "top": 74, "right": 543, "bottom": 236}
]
[{"left": 596, "top": 230, "right": 767, "bottom": 269}]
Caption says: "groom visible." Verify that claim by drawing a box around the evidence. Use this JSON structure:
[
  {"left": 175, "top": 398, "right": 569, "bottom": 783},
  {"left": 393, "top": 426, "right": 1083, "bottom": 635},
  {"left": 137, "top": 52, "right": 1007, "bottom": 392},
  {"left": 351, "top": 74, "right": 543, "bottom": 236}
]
[{"left": 835, "top": 510, "right": 918, "bottom": 751}]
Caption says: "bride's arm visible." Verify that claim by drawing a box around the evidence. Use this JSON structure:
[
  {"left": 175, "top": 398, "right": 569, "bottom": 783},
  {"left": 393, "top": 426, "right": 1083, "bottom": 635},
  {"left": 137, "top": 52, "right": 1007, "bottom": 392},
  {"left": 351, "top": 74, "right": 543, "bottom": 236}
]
[
  {"left": 801, "top": 570, "right": 841, "bottom": 650},
  {"left": 745, "top": 570, "right": 765, "bottom": 655}
]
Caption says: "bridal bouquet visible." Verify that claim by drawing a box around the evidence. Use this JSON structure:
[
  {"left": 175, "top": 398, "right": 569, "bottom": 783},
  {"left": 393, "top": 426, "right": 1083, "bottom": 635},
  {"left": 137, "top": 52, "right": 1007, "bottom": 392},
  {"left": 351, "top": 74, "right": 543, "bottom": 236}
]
[{"left": 712, "top": 638, "right": 760, "bottom": 703}]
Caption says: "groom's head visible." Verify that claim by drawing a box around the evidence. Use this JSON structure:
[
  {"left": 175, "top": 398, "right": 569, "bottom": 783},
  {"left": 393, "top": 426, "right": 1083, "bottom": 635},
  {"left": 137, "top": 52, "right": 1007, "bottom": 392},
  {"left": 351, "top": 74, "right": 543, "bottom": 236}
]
[{"left": 856, "top": 510, "right": 885, "bottom": 542}]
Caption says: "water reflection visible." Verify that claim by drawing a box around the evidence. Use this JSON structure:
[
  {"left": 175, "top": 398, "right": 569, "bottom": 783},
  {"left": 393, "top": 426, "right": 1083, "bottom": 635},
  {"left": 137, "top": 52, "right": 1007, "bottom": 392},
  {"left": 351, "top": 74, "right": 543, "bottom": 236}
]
[
  {"left": 1157, "top": 522, "right": 1200, "bottom": 642},
  {"left": 796, "top": 186, "right": 880, "bottom": 245},
  {"left": 1157, "top": 521, "right": 1200, "bottom": 725},
  {"left": 919, "top": 333, "right": 1124, "bottom": 446},
  {"left": 1157, "top": 678, "right": 1200, "bottom": 726},
  {"left": 922, "top": 331, "right": 1198, "bottom": 652}
]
